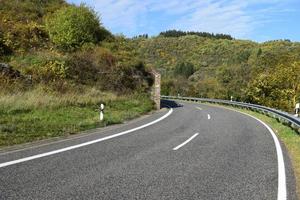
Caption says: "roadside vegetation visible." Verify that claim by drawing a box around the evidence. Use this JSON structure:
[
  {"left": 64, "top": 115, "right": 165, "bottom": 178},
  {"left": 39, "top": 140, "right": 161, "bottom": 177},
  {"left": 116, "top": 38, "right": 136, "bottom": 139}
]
[
  {"left": 0, "top": 89, "right": 152, "bottom": 147},
  {"left": 0, "top": 0, "right": 154, "bottom": 147}
]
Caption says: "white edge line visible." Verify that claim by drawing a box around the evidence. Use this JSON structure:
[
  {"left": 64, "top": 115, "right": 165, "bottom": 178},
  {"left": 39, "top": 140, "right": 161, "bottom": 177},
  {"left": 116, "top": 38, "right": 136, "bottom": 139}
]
[
  {"left": 217, "top": 106, "right": 286, "bottom": 200},
  {"left": 0, "top": 108, "right": 173, "bottom": 168},
  {"left": 173, "top": 133, "right": 199, "bottom": 151}
]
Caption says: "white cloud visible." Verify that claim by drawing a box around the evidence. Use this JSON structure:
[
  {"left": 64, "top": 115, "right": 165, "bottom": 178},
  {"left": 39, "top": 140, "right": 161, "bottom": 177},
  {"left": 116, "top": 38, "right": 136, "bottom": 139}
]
[
  {"left": 169, "top": 1, "right": 253, "bottom": 38},
  {"left": 169, "top": 0, "right": 296, "bottom": 38},
  {"left": 74, "top": 0, "right": 296, "bottom": 38},
  {"left": 89, "top": 0, "right": 148, "bottom": 34}
]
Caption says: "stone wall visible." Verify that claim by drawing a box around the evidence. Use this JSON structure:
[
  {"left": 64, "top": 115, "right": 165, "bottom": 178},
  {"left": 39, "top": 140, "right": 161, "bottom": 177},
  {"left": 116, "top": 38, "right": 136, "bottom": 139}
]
[{"left": 151, "top": 70, "right": 161, "bottom": 110}]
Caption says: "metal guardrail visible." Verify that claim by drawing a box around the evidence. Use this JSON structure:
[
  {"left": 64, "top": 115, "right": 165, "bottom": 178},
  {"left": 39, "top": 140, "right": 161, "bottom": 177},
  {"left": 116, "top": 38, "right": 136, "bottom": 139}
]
[{"left": 161, "top": 95, "right": 300, "bottom": 134}]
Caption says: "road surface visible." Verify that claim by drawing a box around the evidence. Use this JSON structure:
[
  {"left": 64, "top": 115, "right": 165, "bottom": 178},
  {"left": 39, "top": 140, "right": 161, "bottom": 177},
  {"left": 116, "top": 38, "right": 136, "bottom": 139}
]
[{"left": 0, "top": 100, "right": 297, "bottom": 200}]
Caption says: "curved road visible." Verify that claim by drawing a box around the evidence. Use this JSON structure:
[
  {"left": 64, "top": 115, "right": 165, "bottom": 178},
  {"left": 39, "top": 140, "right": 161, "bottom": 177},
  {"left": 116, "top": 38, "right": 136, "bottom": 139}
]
[{"left": 0, "top": 100, "right": 297, "bottom": 199}]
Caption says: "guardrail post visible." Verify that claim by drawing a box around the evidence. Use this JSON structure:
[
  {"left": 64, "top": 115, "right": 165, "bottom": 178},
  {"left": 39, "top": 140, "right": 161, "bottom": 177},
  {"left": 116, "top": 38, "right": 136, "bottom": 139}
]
[{"left": 295, "top": 103, "right": 300, "bottom": 117}]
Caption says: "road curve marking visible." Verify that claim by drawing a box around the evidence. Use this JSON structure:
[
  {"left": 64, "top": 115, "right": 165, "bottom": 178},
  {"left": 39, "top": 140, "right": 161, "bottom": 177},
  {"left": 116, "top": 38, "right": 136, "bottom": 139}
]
[
  {"left": 196, "top": 106, "right": 203, "bottom": 110},
  {"left": 208, "top": 105, "right": 286, "bottom": 200},
  {"left": 242, "top": 112, "right": 286, "bottom": 200},
  {"left": 173, "top": 133, "right": 199, "bottom": 151},
  {"left": 0, "top": 108, "right": 173, "bottom": 168},
  {"left": 207, "top": 114, "right": 211, "bottom": 120}
]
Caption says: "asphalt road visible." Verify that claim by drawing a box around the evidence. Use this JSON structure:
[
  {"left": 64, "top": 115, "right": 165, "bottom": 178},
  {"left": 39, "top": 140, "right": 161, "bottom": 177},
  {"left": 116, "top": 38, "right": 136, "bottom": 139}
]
[{"left": 0, "top": 100, "right": 297, "bottom": 200}]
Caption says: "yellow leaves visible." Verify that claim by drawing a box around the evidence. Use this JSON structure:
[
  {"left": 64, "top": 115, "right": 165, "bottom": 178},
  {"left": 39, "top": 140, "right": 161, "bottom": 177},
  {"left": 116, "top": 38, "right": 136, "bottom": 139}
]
[
  {"left": 1, "top": 19, "right": 48, "bottom": 52},
  {"left": 46, "top": 60, "right": 68, "bottom": 79},
  {"left": 246, "top": 60, "right": 300, "bottom": 111}
]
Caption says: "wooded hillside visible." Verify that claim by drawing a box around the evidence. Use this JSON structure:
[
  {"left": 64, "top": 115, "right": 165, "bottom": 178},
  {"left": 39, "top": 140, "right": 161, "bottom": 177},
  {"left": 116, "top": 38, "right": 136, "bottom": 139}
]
[{"left": 132, "top": 35, "right": 300, "bottom": 112}]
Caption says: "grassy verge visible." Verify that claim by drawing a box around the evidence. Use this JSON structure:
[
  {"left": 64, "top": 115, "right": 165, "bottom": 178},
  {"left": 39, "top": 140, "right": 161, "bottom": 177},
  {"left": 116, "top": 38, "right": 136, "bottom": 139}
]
[
  {"left": 0, "top": 87, "right": 154, "bottom": 147},
  {"left": 225, "top": 106, "right": 300, "bottom": 198}
]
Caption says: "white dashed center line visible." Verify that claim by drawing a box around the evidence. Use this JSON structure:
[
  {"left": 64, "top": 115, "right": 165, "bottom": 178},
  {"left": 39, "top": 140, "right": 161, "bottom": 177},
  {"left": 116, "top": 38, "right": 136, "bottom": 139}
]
[{"left": 173, "top": 133, "right": 199, "bottom": 151}]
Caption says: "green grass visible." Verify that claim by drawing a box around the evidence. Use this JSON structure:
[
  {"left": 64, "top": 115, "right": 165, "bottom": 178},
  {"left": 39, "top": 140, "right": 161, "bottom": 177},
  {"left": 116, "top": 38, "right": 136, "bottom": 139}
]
[
  {"left": 227, "top": 106, "right": 300, "bottom": 198},
  {"left": 0, "top": 88, "right": 154, "bottom": 147}
]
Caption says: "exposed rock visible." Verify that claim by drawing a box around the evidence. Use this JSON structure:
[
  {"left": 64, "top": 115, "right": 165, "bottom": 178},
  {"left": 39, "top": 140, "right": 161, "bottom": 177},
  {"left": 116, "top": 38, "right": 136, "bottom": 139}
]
[{"left": 0, "top": 63, "right": 21, "bottom": 79}]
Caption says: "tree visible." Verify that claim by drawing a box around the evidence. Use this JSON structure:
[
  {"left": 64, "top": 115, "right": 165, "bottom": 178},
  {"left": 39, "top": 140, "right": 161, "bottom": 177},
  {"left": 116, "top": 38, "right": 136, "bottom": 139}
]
[
  {"left": 159, "top": 30, "right": 233, "bottom": 40},
  {"left": 45, "top": 4, "right": 109, "bottom": 50},
  {"left": 275, "top": 62, "right": 300, "bottom": 108},
  {"left": 245, "top": 61, "right": 300, "bottom": 111},
  {"left": 174, "top": 62, "right": 195, "bottom": 78}
]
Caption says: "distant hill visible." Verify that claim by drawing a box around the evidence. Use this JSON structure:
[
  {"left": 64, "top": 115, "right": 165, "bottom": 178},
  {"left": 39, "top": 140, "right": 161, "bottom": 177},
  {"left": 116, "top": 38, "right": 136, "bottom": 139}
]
[
  {"left": 159, "top": 30, "right": 233, "bottom": 40},
  {"left": 132, "top": 35, "right": 300, "bottom": 111}
]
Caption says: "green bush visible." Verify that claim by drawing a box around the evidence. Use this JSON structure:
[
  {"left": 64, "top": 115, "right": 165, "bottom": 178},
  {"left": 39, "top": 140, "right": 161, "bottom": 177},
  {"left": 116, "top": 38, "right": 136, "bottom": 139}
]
[
  {"left": 10, "top": 52, "right": 68, "bottom": 83},
  {"left": 1, "top": 21, "right": 48, "bottom": 53},
  {"left": 45, "top": 4, "right": 108, "bottom": 50},
  {"left": 174, "top": 62, "right": 195, "bottom": 78}
]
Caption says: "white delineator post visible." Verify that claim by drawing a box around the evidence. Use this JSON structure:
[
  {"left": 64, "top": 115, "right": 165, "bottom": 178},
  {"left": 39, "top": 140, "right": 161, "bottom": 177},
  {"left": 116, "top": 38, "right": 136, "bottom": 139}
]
[{"left": 100, "top": 103, "right": 105, "bottom": 121}]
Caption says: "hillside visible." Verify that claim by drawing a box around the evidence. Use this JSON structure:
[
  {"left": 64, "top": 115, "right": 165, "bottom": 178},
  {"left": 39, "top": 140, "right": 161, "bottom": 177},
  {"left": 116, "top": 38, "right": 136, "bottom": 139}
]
[
  {"left": 132, "top": 35, "right": 300, "bottom": 112},
  {"left": 0, "top": 0, "right": 154, "bottom": 146}
]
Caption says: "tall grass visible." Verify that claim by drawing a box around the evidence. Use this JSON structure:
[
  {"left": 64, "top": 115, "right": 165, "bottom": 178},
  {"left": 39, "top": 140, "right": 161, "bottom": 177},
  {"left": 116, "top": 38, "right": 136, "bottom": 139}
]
[
  {"left": 0, "top": 87, "right": 117, "bottom": 110},
  {"left": 0, "top": 87, "right": 154, "bottom": 147}
]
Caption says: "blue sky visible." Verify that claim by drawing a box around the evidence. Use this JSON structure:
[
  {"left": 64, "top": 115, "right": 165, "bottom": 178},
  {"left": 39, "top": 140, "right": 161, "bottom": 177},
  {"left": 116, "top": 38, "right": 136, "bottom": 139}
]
[{"left": 67, "top": 0, "right": 300, "bottom": 42}]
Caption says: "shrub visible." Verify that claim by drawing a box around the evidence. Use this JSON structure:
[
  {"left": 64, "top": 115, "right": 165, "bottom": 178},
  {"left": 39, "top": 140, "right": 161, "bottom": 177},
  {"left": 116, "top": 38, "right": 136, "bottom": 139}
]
[
  {"left": 174, "top": 62, "right": 195, "bottom": 78},
  {"left": 67, "top": 47, "right": 153, "bottom": 93},
  {"left": 0, "top": 31, "right": 11, "bottom": 57},
  {"left": 10, "top": 52, "right": 69, "bottom": 83},
  {"left": 67, "top": 47, "right": 116, "bottom": 84},
  {"left": 45, "top": 4, "right": 109, "bottom": 50},
  {"left": 0, "top": 21, "right": 48, "bottom": 53}
]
